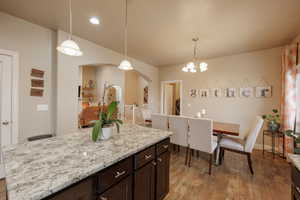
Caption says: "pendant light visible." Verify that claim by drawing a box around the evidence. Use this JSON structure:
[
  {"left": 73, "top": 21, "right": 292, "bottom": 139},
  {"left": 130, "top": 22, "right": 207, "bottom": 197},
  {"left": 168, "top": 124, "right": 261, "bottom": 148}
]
[
  {"left": 118, "top": 0, "right": 133, "bottom": 70},
  {"left": 57, "top": 0, "right": 83, "bottom": 56},
  {"left": 182, "top": 38, "right": 208, "bottom": 73}
]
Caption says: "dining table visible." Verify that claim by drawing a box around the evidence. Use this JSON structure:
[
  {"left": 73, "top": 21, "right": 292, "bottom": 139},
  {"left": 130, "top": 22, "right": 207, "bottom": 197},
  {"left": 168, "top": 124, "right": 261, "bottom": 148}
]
[{"left": 213, "top": 121, "right": 240, "bottom": 165}]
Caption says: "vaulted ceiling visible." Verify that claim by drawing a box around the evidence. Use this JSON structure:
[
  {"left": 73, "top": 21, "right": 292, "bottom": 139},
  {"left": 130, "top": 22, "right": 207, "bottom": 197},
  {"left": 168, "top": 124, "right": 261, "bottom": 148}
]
[{"left": 1, "top": 0, "right": 300, "bottom": 66}]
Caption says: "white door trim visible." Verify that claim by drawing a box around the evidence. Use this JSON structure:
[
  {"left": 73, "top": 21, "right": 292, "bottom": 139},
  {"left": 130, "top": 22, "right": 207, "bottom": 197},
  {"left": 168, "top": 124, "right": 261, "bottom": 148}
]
[
  {"left": 160, "top": 80, "right": 183, "bottom": 115},
  {"left": 0, "top": 49, "right": 19, "bottom": 145}
]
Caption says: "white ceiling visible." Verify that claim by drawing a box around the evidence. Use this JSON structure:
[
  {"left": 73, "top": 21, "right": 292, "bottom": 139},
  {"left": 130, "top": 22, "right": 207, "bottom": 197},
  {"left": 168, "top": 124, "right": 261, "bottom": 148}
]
[{"left": 1, "top": 0, "right": 300, "bottom": 66}]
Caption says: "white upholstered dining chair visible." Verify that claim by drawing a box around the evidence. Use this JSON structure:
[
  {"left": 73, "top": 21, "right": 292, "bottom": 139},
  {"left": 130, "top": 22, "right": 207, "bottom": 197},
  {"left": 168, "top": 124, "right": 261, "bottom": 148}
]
[
  {"left": 188, "top": 118, "right": 217, "bottom": 175},
  {"left": 219, "top": 116, "right": 264, "bottom": 175},
  {"left": 151, "top": 114, "right": 169, "bottom": 131},
  {"left": 168, "top": 116, "right": 189, "bottom": 164}
]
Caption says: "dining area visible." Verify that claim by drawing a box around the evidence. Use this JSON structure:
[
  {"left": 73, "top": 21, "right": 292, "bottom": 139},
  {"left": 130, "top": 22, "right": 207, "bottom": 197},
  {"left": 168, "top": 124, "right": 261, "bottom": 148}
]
[{"left": 151, "top": 114, "right": 264, "bottom": 175}]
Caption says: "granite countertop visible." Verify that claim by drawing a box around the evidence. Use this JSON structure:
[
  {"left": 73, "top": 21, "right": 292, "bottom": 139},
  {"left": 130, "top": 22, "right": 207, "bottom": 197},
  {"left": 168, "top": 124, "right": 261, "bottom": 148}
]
[
  {"left": 288, "top": 153, "right": 300, "bottom": 171},
  {"left": 3, "top": 124, "right": 172, "bottom": 200}
]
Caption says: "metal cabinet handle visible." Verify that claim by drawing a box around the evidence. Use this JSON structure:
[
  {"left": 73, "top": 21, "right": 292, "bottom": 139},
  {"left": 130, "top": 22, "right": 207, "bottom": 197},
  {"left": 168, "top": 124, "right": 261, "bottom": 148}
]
[
  {"left": 114, "top": 170, "right": 126, "bottom": 178},
  {"left": 163, "top": 145, "right": 169, "bottom": 149},
  {"left": 152, "top": 161, "right": 157, "bottom": 166},
  {"left": 2, "top": 121, "right": 9, "bottom": 125},
  {"left": 144, "top": 154, "right": 152, "bottom": 160},
  {"left": 100, "top": 197, "right": 108, "bottom": 200},
  {"left": 158, "top": 158, "right": 162, "bottom": 162},
  {"left": 296, "top": 186, "right": 300, "bottom": 194}
]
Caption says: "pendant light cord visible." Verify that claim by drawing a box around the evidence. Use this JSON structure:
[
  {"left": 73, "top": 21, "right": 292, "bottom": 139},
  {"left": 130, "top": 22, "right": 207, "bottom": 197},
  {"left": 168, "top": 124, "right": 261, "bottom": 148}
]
[
  {"left": 124, "top": 0, "right": 128, "bottom": 59},
  {"left": 193, "top": 39, "right": 197, "bottom": 61},
  {"left": 69, "top": 0, "right": 73, "bottom": 38}
]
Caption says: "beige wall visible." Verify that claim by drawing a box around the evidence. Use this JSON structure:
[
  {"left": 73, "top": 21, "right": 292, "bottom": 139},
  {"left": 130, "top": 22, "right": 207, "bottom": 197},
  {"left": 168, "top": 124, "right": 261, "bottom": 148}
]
[
  {"left": 137, "top": 76, "right": 149, "bottom": 105},
  {"left": 292, "top": 34, "right": 300, "bottom": 59},
  {"left": 160, "top": 47, "right": 282, "bottom": 146},
  {"left": 125, "top": 71, "right": 139, "bottom": 105},
  {"left": 0, "top": 12, "right": 56, "bottom": 142},
  {"left": 0, "top": 12, "right": 159, "bottom": 140},
  {"left": 57, "top": 30, "right": 160, "bottom": 135},
  {"left": 96, "top": 65, "right": 125, "bottom": 107}
]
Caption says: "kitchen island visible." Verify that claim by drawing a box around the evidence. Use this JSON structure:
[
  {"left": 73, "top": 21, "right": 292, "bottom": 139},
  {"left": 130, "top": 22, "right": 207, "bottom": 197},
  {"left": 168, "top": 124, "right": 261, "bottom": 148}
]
[{"left": 3, "top": 124, "right": 172, "bottom": 200}]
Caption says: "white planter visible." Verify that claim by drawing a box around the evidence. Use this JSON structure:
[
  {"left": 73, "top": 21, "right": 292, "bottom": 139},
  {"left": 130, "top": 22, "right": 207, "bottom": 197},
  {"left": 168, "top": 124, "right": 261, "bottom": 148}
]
[{"left": 101, "top": 126, "right": 113, "bottom": 140}]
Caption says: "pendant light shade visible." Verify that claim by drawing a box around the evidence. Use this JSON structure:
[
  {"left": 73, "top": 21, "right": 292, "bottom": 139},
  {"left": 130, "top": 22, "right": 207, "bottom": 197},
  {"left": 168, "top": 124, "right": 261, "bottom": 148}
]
[
  {"left": 118, "top": 0, "right": 133, "bottom": 70},
  {"left": 57, "top": 39, "right": 83, "bottom": 56},
  {"left": 199, "top": 62, "right": 208, "bottom": 72},
  {"left": 182, "top": 38, "right": 208, "bottom": 73},
  {"left": 57, "top": 0, "right": 82, "bottom": 56},
  {"left": 118, "top": 59, "right": 133, "bottom": 70}
]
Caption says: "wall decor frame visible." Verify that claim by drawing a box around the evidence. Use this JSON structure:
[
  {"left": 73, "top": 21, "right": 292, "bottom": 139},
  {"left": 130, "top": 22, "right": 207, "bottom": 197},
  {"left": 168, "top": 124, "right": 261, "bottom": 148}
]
[
  {"left": 211, "top": 88, "right": 222, "bottom": 97},
  {"left": 31, "top": 68, "right": 44, "bottom": 78},
  {"left": 255, "top": 86, "right": 272, "bottom": 98},
  {"left": 31, "top": 79, "right": 44, "bottom": 88},
  {"left": 199, "top": 89, "right": 209, "bottom": 98},
  {"left": 189, "top": 89, "right": 198, "bottom": 98},
  {"left": 240, "top": 87, "right": 253, "bottom": 98},
  {"left": 30, "top": 88, "right": 43, "bottom": 97},
  {"left": 225, "top": 88, "right": 236, "bottom": 98}
]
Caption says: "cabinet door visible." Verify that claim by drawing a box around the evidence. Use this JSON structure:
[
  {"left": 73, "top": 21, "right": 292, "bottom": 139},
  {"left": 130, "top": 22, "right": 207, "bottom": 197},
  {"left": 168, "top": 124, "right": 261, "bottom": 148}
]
[
  {"left": 134, "top": 161, "right": 156, "bottom": 200},
  {"left": 98, "top": 175, "right": 132, "bottom": 200},
  {"left": 48, "top": 178, "right": 94, "bottom": 200},
  {"left": 156, "top": 151, "right": 170, "bottom": 200}
]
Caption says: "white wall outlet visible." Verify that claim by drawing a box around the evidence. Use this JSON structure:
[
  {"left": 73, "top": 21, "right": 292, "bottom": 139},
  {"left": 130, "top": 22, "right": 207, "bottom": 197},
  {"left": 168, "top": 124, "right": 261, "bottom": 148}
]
[{"left": 37, "top": 104, "right": 48, "bottom": 111}]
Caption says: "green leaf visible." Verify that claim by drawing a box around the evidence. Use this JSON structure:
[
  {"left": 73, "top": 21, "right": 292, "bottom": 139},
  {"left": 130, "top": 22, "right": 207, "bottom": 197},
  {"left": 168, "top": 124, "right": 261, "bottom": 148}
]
[
  {"left": 116, "top": 122, "right": 120, "bottom": 133},
  {"left": 92, "top": 121, "right": 100, "bottom": 142},
  {"left": 107, "top": 101, "right": 118, "bottom": 120},
  {"left": 92, "top": 120, "right": 103, "bottom": 142},
  {"left": 272, "top": 109, "right": 278, "bottom": 113}
]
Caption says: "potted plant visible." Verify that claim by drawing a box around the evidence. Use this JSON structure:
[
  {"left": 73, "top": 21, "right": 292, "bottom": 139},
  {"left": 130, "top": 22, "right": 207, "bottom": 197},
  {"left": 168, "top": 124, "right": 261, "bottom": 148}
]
[
  {"left": 285, "top": 129, "right": 300, "bottom": 154},
  {"left": 92, "top": 101, "right": 123, "bottom": 141},
  {"left": 262, "top": 109, "right": 280, "bottom": 132}
]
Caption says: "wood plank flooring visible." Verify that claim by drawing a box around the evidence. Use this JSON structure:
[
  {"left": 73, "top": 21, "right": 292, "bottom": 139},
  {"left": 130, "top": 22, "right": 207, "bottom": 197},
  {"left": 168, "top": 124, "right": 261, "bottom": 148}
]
[
  {"left": 0, "top": 179, "right": 6, "bottom": 200},
  {"left": 0, "top": 149, "right": 291, "bottom": 200},
  {"left": 165, "top": 149, "right": 291, "bottom": 200}
]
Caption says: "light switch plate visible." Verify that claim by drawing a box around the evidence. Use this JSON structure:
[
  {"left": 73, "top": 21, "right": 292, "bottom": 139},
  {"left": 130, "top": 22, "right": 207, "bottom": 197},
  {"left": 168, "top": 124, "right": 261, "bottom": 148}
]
[{"left": 37, "top": 104, "right": 48, "bottom": 111}]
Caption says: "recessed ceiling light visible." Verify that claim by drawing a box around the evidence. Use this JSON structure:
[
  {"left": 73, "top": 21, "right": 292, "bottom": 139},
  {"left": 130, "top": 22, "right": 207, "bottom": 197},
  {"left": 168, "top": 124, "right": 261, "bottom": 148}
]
[{"left": 89, "top": 17, "right": 100, "bottom": 25}]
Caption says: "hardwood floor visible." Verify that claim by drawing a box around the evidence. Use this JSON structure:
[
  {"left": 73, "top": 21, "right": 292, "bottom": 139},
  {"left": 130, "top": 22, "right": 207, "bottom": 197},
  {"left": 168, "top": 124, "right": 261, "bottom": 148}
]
[
  {"left": 0, "top": 149, "right": 290, "bottom": 200},
  {"left": 165, "top": 149, "right": 291, "bottom": 200},
  {"left": 0, "top": 179, "right": 6, "bottom": 200}
]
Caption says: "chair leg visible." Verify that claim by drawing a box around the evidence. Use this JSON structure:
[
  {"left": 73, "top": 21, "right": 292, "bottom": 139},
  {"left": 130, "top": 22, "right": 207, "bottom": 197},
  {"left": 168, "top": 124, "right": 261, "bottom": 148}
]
[
  {"left": 247, "top": 153, "right": 254, "bottom": 175},
  {"left": 185, "top": 147, "right": 189, "bottom": 165},
  {"left": 188, "top": 149, "right": 192, "bottom": 167},
  {"left": 209, "top": 154, "right": 213, "bottom": 175},
  {"left": 220, "top": 148, "right": 225, "bottom": 164}
]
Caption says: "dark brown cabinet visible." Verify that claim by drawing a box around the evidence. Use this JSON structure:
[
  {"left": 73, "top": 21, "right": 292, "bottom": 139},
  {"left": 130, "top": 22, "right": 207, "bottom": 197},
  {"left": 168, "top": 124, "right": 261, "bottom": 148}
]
[
  {"left": 47, "top": 178, "right": 94, "bottom": 200},
  {"left": 133, "top": 138, "right": 170, "bottom": 200},
  {"left": 46, "top": 138, "right": 170, "bottom": 200},
  {"left": 156, "top": 151, "right": 170, "bottom": 200},
  {"left": 134, "top": 161, "right": 156, "bottom": 200},
  {"left": 292, "top": 166, "right": 300, "bottom": 200},
  {"left": 98, "top": 175, "right": 132, "bottom": 200}
]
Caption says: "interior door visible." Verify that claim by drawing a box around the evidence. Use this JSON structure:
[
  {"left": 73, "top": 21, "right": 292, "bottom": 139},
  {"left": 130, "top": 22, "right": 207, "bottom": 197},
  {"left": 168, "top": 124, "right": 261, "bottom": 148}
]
[
  {"left": 163, "top": 84, "right": 173, "bottom": 115},
  {"left": 0, "top": 54, "right": 13, "bottom": 147}
]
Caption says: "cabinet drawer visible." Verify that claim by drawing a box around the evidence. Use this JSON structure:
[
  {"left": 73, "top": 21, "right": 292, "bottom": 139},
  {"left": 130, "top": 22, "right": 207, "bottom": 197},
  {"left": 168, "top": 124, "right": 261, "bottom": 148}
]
[
  {"left": 98, "top": 175, "right": 132, "bottom": 200},
  {"left": 97, "top": 157, "right": 133, "bottom": 193},
  {"left": 156, "top": 138, "right": 170, "bottom": 155},
  {"left": 292, "top": 166, "right": 300, "bottom": 188},
  {"left": 134, "top": 146, "right": 155, "bottom": 169}
]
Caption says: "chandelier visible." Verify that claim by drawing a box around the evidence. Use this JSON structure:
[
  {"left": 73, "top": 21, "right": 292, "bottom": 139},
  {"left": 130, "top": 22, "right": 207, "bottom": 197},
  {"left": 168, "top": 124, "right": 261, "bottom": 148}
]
[{"left": 182, "top": 38, "right": 208, "bottom": 73}]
